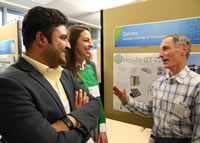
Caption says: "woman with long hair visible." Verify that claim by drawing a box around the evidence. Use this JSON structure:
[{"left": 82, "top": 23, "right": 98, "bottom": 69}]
[{"left": 64, "top": 25, "right": 108, "bottom": 143}]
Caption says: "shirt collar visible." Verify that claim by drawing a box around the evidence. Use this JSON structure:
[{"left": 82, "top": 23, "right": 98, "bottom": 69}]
[
  {"left": 79, "top": 60, "right": 87, "bottom": 71},
  {"left": 22, "top": 54, "right": 63, "bottom": 80},
  {"left": 163, "top": 66, "right": 190, "bottom": 84}
]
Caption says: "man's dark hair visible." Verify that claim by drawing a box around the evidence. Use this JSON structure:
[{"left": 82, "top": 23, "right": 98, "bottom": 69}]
[{"left": 22, "top": 6, "right": 68, "bottom": 50}]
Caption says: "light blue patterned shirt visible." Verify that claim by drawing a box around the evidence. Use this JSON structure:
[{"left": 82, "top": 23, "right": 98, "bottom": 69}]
[{"left": 125, "top": 66, "right": 200, "bottom": 142}]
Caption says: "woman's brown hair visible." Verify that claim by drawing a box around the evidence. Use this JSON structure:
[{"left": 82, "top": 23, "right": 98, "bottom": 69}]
[{"left": 64, "top": 25, "right": 91, "bottom": 79}]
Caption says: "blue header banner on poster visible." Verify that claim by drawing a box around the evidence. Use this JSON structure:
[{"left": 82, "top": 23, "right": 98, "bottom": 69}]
[
  {"left": 114, "top": 17, "right": 200, "bottom": 48},
  {"left": 0, "top": 39, "right": 16, "bottom": 54},
  {"left": 92, "top": 41, "right": 100, "bottom": 49}
]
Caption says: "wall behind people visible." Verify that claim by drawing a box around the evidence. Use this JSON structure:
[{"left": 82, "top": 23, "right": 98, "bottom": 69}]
[{"left": 103, "top": 0, "right": 200, "bottom": 127}]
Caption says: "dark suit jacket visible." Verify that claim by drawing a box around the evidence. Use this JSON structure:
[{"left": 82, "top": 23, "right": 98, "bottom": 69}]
[{"left": 0, "top": 56, "right": 101, "bottom": 143}]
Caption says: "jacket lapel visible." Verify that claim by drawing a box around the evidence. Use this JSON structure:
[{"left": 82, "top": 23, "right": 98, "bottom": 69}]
[
  {"left": 60, "top": 73, "right": 74, "bottom": 111},
  {"left": 16, "top": 56, "right": 66, "bottom": 113}
]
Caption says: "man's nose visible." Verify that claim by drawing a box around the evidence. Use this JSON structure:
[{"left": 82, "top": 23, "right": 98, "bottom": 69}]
[
  {"left": 159, "top": 50, "right": 164, "bottom": 58},
  {"left": 66, "top": 40, "right": 71, "bottom": 49}
]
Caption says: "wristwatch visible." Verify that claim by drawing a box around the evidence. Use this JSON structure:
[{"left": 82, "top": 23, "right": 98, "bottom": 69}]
[{"left": 61, "top": 115, "right": 74, "bottom": 130}]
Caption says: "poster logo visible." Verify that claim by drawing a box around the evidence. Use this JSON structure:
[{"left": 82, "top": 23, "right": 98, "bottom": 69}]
[{"left": 114, "top": 54, "right": 123, "bottom": 64}]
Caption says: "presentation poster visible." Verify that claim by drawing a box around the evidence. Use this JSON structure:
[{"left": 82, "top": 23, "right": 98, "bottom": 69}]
[
  {"left": 91, "top": 41, "right": 100, "bottom": 65},
  {"left": 91, "top": 41, "right": 101, "bottom": 77},
  {"left": 187, "top": 53, "right": 200, "bottom": 74},
  {"left": 0, "top": 39, "right": 16, "bottom": 54},
  {"left": 113, "top": 53, "right": 164, "bottom": 112},
  {"left": 113, "top": 52, "right": 200, "bottom": 112},
  {"left": 0, "top": 55, "right": 14, "bottom": 71},
  {"left": 114, "top": 17, "right": 200, "bottom": 48}
]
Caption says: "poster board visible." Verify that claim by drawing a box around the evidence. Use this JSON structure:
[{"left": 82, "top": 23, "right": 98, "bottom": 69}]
[
  {"left": 103, "top": 0, "right": 200, "bottom": 128},
  {"left": 0, "top": 21, "right": 21, "bottom": 64},
  {"left": 91, "top": 40, "right": 101, "bottom": 82}
]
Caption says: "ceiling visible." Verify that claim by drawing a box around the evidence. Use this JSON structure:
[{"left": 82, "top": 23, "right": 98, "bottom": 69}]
[{"left": 0, "top": 0, "right": 143, "bottom": 29}]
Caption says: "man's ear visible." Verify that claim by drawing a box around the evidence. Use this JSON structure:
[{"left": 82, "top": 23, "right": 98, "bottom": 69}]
[
  {"left": 182, "top": 45, "right": 188, "bottom": 56},
  {"left": 35, "top": 32, "right": 47, "bottom": 47}
]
